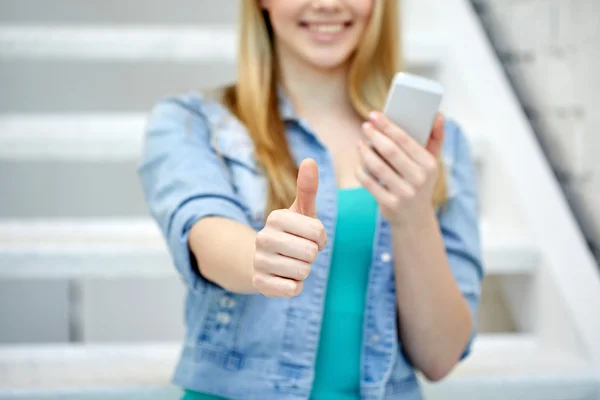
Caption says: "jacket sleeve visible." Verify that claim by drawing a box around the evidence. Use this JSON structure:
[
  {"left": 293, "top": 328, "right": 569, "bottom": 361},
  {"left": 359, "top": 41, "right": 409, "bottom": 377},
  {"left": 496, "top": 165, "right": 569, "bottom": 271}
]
[
  {"left": 438, "top": 120, "right": 485, "bottom": 360},
  {"left": 137, "top": 97, "right": 251, "bottom": 293}
]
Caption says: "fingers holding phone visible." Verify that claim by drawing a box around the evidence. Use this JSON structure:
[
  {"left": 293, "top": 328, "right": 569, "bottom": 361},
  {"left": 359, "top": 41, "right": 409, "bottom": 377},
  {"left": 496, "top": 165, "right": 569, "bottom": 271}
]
[{"left": 356, "top": 73, "right": 446, "bottom": 226}]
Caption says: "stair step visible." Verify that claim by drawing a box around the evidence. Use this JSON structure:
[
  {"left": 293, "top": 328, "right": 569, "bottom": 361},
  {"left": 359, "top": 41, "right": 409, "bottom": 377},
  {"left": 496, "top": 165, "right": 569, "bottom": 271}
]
[
  {"left": 0, "top": 334, "right": 595, "bottom": 398},
  {"left": 420, "top": 334, "right": 599, "bottom": 400},
  {"left": 0, "top": 219, "right": 169, "bottom": 280},
  {"left": 0, "top": 114, "right": 146, "bottom": 161},
  {"left": 0, "top": 28, "right": 444, "bottom": 112},
  {"left": 0, "top": 25, "right": 236, "bottom": 62},
  {"left": 454, "top": 334, "right": 589, "bottom": 374},
  {"left": 0, "top": 114, "right": 486, "bottom": 162},
  {"left": 479, "top": 220, "right": 539, "bottom": 275},
  {"left": 0, "top": 60, "right": 236, "bottom": 113},
  {"left": 0, "top": 218, "right": 537, "bottom": 280},
  {"left": 0, "top": 25, "right": 443, "bottom": 68},
  {"left": 0, "top": 0, "right": 236, "bottom": 25},
  {"left": 0, "top": 388, "right": 182, "bottom": 400},
  {"left": 421, "top": 373, "right": 599, "bottom": 400},
  {"left": 0, "top": 341, "right": 178, "bottom": 388}
]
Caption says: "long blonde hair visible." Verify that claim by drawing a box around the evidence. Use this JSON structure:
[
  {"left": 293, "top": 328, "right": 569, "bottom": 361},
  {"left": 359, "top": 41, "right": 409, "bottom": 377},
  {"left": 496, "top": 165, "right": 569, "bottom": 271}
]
[{"left": 223, "top": 0, "right": 447, "bottom": 214}]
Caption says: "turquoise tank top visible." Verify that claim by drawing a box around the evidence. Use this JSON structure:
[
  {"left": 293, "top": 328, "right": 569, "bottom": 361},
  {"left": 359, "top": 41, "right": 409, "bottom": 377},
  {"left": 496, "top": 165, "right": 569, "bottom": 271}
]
[{"left": 183, "top": 187, "right": 378, "bottom": 400}]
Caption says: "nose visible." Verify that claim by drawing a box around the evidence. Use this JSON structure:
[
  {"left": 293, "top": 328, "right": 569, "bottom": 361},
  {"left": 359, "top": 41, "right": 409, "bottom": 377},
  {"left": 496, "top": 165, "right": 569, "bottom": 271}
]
[{"left": 311, "top": 0, "right": 342, "bottom": 11}]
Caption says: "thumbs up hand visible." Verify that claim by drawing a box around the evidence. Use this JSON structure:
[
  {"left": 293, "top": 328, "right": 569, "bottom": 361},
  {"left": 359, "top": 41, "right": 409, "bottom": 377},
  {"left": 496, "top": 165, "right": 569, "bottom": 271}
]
[{"left": 252, "top": 159, "right": 328, "bottom": 298}]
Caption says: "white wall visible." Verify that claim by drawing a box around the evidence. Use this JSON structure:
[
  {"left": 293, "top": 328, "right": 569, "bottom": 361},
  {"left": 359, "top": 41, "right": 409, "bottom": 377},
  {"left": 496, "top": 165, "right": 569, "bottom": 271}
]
[{"left": 472, "top": 0, "right": 600, "bottom": 258}]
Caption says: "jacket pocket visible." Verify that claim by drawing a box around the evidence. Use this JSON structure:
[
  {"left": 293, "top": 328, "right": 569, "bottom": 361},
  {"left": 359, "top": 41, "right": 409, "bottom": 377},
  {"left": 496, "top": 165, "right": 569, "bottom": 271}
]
[
  {"left": 196, "top": 290, "right": 286, "bottom": 359},
  {"left": 235, "top": 295, "right": 287, "bottom": 357}
]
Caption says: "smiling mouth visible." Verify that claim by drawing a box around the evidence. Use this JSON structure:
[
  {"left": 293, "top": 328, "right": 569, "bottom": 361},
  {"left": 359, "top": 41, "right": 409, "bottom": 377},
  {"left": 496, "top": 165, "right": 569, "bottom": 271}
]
[{"left": 299, "top": 21, "right": 353, "bottom": 34}]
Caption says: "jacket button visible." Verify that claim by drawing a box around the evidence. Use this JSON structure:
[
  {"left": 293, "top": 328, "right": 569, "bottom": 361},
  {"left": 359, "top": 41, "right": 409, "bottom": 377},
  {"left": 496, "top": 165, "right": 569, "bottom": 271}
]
[
  {"left": 380, "top": 252, "right": 392, "bottom": 263},
  {"left": 216, "top": 312, "right": 231, "bottom": 325},
  {"left": 219, "top": 296, "right": 236, "bottom": 308}
]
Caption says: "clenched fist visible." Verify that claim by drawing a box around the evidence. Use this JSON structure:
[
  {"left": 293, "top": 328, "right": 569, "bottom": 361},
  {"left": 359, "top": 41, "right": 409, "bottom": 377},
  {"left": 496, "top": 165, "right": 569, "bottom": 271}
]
[{"left": 252, "top": 159, "right": 328, "bottom": 298}]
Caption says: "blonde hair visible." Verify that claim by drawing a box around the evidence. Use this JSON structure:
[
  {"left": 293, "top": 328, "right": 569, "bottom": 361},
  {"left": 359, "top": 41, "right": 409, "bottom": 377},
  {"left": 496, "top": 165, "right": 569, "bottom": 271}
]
[{"left": 223, "top": 0, "right": 447, "bottom": 214}]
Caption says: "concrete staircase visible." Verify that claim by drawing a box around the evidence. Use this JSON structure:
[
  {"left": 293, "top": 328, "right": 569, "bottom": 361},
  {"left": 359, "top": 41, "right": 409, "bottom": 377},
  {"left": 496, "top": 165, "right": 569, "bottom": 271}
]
[{"left": 0, "top": 0, "right": 599, "bottom": 399}]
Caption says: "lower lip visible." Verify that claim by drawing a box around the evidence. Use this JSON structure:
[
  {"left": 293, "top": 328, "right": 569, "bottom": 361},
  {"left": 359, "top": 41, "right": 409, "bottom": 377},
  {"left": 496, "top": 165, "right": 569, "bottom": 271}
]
[{"left": 301, "top": 24, "right": 351, "bottom": 42}]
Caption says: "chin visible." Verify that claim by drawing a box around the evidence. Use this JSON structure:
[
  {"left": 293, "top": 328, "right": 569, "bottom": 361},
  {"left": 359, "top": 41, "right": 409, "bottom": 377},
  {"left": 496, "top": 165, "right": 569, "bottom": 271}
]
[
  {"left": 310, "top": 59, "right": 347, "bottom": 71},
  {"left": 303, "top": 51, "right": 354, "bottom": 72}
]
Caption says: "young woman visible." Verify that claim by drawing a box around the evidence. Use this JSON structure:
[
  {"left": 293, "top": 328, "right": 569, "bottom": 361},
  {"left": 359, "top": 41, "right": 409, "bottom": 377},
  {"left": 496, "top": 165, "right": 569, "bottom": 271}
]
[{"left": 138, "top": 0, "right": 484, "bottom": 399}]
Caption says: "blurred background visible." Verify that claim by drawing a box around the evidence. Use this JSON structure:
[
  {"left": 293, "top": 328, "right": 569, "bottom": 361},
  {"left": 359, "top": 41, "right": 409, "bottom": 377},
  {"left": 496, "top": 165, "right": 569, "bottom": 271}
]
[{"left": 0, "top": 0, "right": 599, "bottom": 399}]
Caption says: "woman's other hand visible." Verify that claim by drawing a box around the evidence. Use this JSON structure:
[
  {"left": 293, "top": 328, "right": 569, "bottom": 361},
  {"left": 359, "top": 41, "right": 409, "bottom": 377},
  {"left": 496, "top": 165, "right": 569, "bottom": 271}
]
[
  {"left": 356, "top": 111, "right": 445, "bottom": 226},
  {"left": 252, "top": 159, "right": 328, "bottom": 298}
]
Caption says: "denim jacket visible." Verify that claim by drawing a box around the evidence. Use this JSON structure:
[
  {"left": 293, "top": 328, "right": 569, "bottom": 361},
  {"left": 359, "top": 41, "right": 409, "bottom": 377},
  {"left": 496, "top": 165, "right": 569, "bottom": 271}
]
[{"left": 137, "top": 89, "right": 484, "bottom": 400}]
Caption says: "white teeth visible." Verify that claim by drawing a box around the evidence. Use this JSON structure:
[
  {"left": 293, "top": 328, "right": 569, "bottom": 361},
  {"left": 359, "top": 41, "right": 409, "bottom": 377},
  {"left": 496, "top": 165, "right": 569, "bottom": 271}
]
[{"left": 308, "top": 24, "right": 344, "bottom": 34}]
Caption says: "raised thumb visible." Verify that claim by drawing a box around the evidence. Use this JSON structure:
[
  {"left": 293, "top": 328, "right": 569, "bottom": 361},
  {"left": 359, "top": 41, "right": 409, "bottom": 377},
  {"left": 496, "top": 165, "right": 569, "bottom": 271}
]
[{"left": 289, "top": 158, "right": 319, "bottom": 218}]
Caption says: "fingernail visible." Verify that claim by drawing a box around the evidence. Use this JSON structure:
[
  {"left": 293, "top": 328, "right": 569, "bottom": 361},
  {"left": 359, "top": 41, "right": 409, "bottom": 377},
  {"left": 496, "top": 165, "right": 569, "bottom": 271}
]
[{"left": 369, "top": 112, "right": 379, "bottom": 122}]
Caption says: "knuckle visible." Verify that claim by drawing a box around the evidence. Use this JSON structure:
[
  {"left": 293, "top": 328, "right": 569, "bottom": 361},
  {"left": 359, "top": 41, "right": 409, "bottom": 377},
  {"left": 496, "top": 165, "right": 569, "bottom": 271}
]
[
  {"left": 255, "top": 230, "right": 270, "bottom": 249},
  {"left": 382, "top": 122, "right": 396, "bottom": 137},
  {"left": 413, "top": 171, "right": 427, "bottom": 188},
  {"left": 252, "top": 252, "right": 266, "bottom": 271},
  {"left": 255, "top": 252, "right": 277, "bottom": 274},
  {"left": 266, "top": 209, "right": 283, "bottom": 226},
  {"left": 381, "top": 145, "right": 397, "bottom": 160},
  {"left": 385, "top": 196, "right": 401, "bottom": 210},
  {"left": 378, "top": 118, "right": 390, "bottom": 130},
  {"left": 424, "top": 157, "right": 438, "bottom": 173},
  {"left": 319, "top": 230, "right": 328, "bottom": 248},
  {"left": 372, "top": 161, "right": 386, "bottom": 177},
  {"left": 398, "top": 131, "right": 410, "bottom": 146},
  {"left": 312, "top": 220, "right": 326, "bottom": 239},
  {"left": 305, "top": 242, "right": 319, "bottom": 261},
  {"left": 294, "top": 281, "right": 304, "bottom": 296},
  {"left": 297, "top": 262, "right": 311, "bottom": 280},
  {"left": 284, "top": 281, "right": 301, "bottom": 298},
  {"left": 251, "top": 273, "right": 266, "bottom": 290}
]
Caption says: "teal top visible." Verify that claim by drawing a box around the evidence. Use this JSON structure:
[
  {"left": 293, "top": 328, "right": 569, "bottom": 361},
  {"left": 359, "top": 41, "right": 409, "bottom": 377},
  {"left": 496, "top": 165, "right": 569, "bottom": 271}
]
[{"left": 183, "top": 187, "right": 378, "bottom": 400}]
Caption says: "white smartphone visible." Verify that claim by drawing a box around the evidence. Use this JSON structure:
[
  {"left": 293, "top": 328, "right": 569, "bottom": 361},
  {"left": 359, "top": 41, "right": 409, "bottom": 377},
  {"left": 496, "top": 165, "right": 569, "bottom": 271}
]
[{"left": 382, "top": 72, "right": 444, "bottom": 146}]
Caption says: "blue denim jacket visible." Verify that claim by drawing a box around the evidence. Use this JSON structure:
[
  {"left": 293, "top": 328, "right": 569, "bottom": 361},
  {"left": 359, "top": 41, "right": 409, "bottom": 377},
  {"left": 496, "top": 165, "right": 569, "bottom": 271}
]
[{"left": 138, "top": 89, "right": 484, "bottom": 400}]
